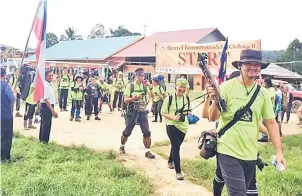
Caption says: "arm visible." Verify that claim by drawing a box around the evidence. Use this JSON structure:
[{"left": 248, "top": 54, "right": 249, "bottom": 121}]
[
  {"left": 259, "top": 121, "right": 267, "bottom": 134},
  {"left": 264, "top": 119, "right": 283, "bottom": 154},
  {"left": 208, "top": 100, "right": 221, "bottom": 121},
  {"left": 161, "top": 97, "right": 179, "bottom": 121},
  {"left": 202, "top": 96, "right": 211, "bottom": 119},
  {"left": 5, "top": 84, "right": 16, "bottom": 103}
]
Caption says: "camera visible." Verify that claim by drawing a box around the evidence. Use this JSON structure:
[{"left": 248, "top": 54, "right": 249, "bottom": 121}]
[
  {"left": 177, "top": 113, "right": 186, "bottom": 122},
  {"left": 256, "top": 155, "right": 268, "bottom": 171}
]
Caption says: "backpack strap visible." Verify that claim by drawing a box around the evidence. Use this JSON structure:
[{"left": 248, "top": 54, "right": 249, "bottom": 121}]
[
  {"left": 168, "top": 95, "right": 173, "bottom": 113},
  {"left": 130, "top": 83, "right": 134, "bottom": 97},
  {"left": 186, "top": 95, "right": 190, "bottom": 114}
]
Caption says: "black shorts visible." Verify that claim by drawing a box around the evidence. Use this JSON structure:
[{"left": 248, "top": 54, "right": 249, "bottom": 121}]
[{"left": 102, "top": 94, "right": 111, "bottom": 103}]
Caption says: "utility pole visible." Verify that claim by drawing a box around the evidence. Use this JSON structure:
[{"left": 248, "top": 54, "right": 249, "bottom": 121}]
[{"left": 143, "top": 24, "right": 147, "bottom": 36}]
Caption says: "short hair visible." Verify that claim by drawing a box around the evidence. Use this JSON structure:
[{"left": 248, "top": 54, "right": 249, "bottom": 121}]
[
  {"left": 135, "top": 68, "right": 144, "bottom": 73},
  {"left": 264, "top": 77, "right": 273, "bottom": 88},
  {"left": 1, "top": 68, "right": 6, "bottom": 77},
  {"left": 45, "top": 70, "right": 52, "bottom": 78}
]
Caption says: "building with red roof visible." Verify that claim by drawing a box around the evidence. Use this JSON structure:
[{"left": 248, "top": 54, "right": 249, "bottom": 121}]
[{"left": 110, "top": 28, "right": 226, "bottom": 90}]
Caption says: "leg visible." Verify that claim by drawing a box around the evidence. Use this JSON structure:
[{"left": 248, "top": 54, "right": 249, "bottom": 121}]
[
  {"left": 157, "top": 100, "right": 163, "bottom": 122},
  {"left": 1, "top": 119, "right": 13, "bottom": 161},
  {"left": 241, "top": 159, "right": 257, "bottom": 193},
  {"left": 24, "top": 103, "right": 30, "bottom": 128},
  {"left": 217, "top": 153, "right": 246, "bottom": 196},
  {"left": 246, "top": 170, "right": 258, "bottom": 196},
  {"left": 286, "top": 106, "right": 291, "bottom": 123},
  {"left": 28, "top": 104, "right": 36, "bottom": 129},
  {"left": 113, "top": 91, "right": 118, "bottom": 109},
  {"left": 70, "top": 100, "right": 76, "bottom": 120},
  {"left": 93, "top": 98, "right": 100, "bottom": 120},
  {"left": 153, "top": 102, "right": 158, "bottom": 122},
  {"left": 99, "top": 98, "right": 103, "bottom": 112},
  {"left": 75, "top": 101, "right": 82, "bottom": 120},
  {"left": 16, "top": 93, "right": 21, "bottom": 112},
  {"left": 118, "top": 92, "right": 123, "bottom": 109},
  {"left": 213, "top": 158, "right": 225, "bottom": 196},
  {"left": 107, "top": 94, "right": 113, "bottom": 111},
  {"left": 59, "top": 89, "right": 63, "bottom": 109},
  {"left": 120, "top": 113, "right": 136, "bottom": 153},
  {"left": 281, "top": 110, "right": 285, "bottom": 122},
  {"left": 139, "top": 112, "right": 155, "bottom": 159},
  {"left": 40, "top": 104, "right": 53, "bottom": 143},
  {"left": 166, "top": 125, "right": 174, "bottom": 164},
  {"left": 63, "top": 89, "right": 69, "bottom": 110}
]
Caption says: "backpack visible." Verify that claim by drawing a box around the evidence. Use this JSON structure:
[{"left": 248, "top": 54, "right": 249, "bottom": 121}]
[
  {"left": 154, "top": 75, "right": 166, "bottom": 93},
  {"left": 122, "top": 82, "right": 147, "bottom": 110},
  {"left": 167, "top": 94, "right": 190, "bottom": 114},
  {"left": 20, "top": 70, "right": 35, "bottom": 101}
]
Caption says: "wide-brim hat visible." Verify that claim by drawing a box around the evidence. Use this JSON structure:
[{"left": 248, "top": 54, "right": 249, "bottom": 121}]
[{"left": 232, "top": 49, "right": 270, "bottom": 70}]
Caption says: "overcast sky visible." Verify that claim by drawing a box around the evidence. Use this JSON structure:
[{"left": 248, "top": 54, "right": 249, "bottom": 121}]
[{"left": 1, "top": 0, "right": 301, "bottom": 51}]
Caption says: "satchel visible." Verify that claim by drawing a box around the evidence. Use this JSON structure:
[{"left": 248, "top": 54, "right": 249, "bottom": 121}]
[{"left": 198, "top": 85, "right": 261, "bottom": 159}]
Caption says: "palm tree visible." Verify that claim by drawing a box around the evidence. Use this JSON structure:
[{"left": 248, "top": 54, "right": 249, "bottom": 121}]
[
  {"left": 1, "top": 47, "right": 16, "bottom": 62},
  {"left": 60, "top": 27, "right": 83, "bottom": 41}
]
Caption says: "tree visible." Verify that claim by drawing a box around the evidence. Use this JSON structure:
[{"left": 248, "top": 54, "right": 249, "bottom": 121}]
[
  {"left": 107, "top": 25, "right": 141, "bottom": 37},
  {"left": 1, "top": 47, "right": 16, "bottom": 62},
  {"left": 59, "top": 27, "right": 83, "bottom": 41},
  {"left": 46, "top": 32, "right": 59, "bottom": 48},
  {"left": 88, "top": 23, "right": 106, "bottom": 39},
  {"left": 279, "top": 39, "right": 302, "bottom": 74}
]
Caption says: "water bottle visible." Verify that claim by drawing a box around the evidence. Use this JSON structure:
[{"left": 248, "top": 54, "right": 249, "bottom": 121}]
[{"left": 270, "top": 155, "right": 285, "bottom": 172}]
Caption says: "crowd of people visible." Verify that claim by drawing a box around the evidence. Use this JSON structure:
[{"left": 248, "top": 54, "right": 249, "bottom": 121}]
[{"left": 1, "top": 48, "right": 299, "bottom": 196}]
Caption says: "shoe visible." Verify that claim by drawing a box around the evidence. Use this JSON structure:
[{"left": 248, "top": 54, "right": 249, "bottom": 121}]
[
  {"left": 87, "top": 116, "right": 90, "bottom": 120},
  {"left": 70, "top": 117, "right": 74, "bottom": 121},
  {"left": 119, "top": 146, "right": 125, "bottom": 154},
  {"left": 75, "top": 118, "right": 81, "bottom": 122},
  {"left": 280, "top": 130, "right": 283, "bottom": 136},
  {"left": 24, "top": 126, "right": 30, "bottom": 130},
  {"left": 34, "top": 119, "right": 39, "bottom": 124},
  {"left": 145, "top": 151, "right": 155, "bottom": 159},
  {"left": 258, "top": 137, "right": 268, "bottom": 142},
  {"left": 28, "top": 125, "right": 36, "bottom": 129},
  {"left": 95, "top": 116, "right": 101, "bottom": 120},
  {"left": 152, "top": 120, "right": 157, "bottom": 122},
  {"left": 168, "top": 162, "right": 175, "bottom": 169},
  {"left": 15, "top": 112, "right": 23, "bottom": 117},
  {"left": 176, "top": 173, "right": 184, "bottom": 180},
  {"left": 60, "top": 109, "right": 63, "bottom": 112},
  {"left": 63, "top": 109, "right": 68, "bottom": 112},
  {"left": 159, "top": 119, "right": 163, "bottom": 123}
]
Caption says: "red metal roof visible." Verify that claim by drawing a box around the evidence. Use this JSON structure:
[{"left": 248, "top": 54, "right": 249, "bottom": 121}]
[{"left": 113, "top": 28, "right": 217, "bottom": 57}]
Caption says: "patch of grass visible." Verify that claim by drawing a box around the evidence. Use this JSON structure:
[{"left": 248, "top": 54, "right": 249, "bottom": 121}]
[
  {"left": 1, "top": 134, "right": 154, "bottom": 196},
  {"left": 153, "top": 134, "right": 302, "bottom": 196}
]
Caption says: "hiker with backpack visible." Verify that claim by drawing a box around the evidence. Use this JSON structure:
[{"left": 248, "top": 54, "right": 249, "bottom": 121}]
[
  {"left": 23, "top": 79, "right": 38, "bottom": 130},
  {"left": 119, "top": 68, "right": 155, "bottom": 159},
  {"left": 70, "top": 73, "right": 84, "bottom": 122},
  {"left": 112, "top": 71, "right": 125, "bottom": 111},
  {"left": 206, "top": 49, "right": 286, "bottom": 195},
  {"left": 58, "top": 67, "right": 70, "bottom": 112},
  {"left": 85, "top": 75, "right": 102, "bottom": 120},
  {"left": 151, "top": 76, "right": 167, "bottom": 123},
  {"left": 98, "top": 76, "right": 113, "bottom": 113},
  {"left": 9, "top": 68, "right": 22, "bottom": 117},
  {"left": 161, "top": 78, "right": 191, "bottom": 180}
]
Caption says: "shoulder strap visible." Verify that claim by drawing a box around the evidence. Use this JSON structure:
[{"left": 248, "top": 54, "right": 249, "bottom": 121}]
[
  {"left": 168, "top": 95, "right": 173, "bottom": 113},
  {"left": 218, "top": 85, "right": 261, "bottom": 137},
  {"left": 186, "top": 95, "right": 190, "bottom": 113}
]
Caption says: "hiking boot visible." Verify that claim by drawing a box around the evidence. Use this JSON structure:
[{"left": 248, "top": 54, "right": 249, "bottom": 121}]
[
  {"left": 145, "top": 151, "right": 155, "bottom": 159},
  {"left": 75, "top": 118, "right": 81, "bottom": 122},
  {"left": 28, "top": 125, "right": 36, "bottom": 129},
  {"left": 168, "top": 162, "right": 175, "bottom": 169},
  {"left": 176, "top": 173, "right": 184, "bottom": 180},
  {"left": 87, "top": 116, "right": 90, "bottom": 120},
  {"left": 95, "top": 116, "right": 101, "bottom": 120},
  {"left": 152, "top": 120, "right": 157, "bottom": 122},
  {"left": 15, "top": 112, "right": 22, "bottom": 117},
  {"left": 258, "top": 137, "right": 268, "bottom": 142},
  {"left": 119, "top": 146, "right": 125, "bottom": 154}
]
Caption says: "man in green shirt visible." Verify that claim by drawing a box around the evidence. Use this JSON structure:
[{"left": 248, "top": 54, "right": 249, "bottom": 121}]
[
  {"left": 112, "top": 71, "right": 125, "bottom": 111},
  {"left": 119, "top": 68, "right": 155, "bottom": 159},
  {"left": 9, "top": 68, "right": 22, "bottom": 117},
  {"left": 99, "top": 76, "right": 113, "bottom": 113},
  {"left": 151, "top": 77, "right": 167, "bottom": 122},
  {"left": 207, "top": 49, "right": 286, "bottom": 195},
  {"left": 58, "top": 67, "right": 70, "bottom": 111},
  {"left": 23, "top": 83, "right": 38, "bottom": 130}
]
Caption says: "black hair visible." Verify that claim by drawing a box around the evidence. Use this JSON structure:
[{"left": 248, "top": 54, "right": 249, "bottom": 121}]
[
  {"left": 45, "top": 70, "right": 53, "bottom": 78},
  {"left": 264, "top": 77, "right": 273, "bottom": 88},
  {"left": 1, "top": 67, "right": 6, "bottom": 77},
  {"left": 135, "top": 68, "right": 144, "bottom": 73}
]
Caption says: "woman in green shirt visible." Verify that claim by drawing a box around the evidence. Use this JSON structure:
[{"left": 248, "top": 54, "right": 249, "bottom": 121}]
[
  {"left": 161, "top": 78, "right": 190, "bottom": 180},
  {"left": 23, "top": 83, "right": 38, "bottom": 130},
  {"left": 151, "top": 77, "right": 167, "bottom": 122},
  {"left": 70, "top": 74, "right": 84, "bottom": 122}
]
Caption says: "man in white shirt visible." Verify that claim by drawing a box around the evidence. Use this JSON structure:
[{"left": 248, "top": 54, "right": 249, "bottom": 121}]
[{"left": 39, "top": 70, "right": 58, "bottom": 143}]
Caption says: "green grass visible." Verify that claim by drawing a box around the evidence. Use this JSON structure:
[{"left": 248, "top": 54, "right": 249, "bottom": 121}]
[
  {"left": 1, "top": 133, "right": 154, "bottom": 196},
  {"left": 152, "top": 134, "right": 302, "bottom": 196}
]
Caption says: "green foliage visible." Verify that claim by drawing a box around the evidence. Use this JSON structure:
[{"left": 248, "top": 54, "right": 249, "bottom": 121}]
[
  {"left": 1, "top": 134, "right": 153, "bottom": 196},
  {"left": 107, "top": 25, "right": 141, "bottom": 37},
  {"left": 153, "top": 134, "right": 302, "bottom": 196},
  {"left": 88, "top": 23, "right": 106, "bottom": 39},
  {"left": 262, "top": 50, "right": 285, "bottom": 62},
  {"left": 279, "top": 39, "right": 302, "bottom": 74},
  {"left": 46, "top": 32, "right": 59, "bottom": 48},
  {"left": 60, "top": 27, "right": 83, "bottom": 41}
]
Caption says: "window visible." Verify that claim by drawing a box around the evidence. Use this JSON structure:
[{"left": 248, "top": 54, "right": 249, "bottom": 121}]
[
  {"left": 128, "top": 72, "right": 134, "bottom": 81},
  {"left": 128, "top": 72, "right": 151, "bottom": 81},
  {"left": 144, "top": 73, "right": 151, "bottom": 81}
]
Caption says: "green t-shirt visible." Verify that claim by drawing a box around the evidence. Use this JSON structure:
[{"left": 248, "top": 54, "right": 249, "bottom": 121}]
[
  {"left": 70, "top": 82, "right": 84, "bottom": 100},
  {"left": 99, "top": 81, "right": 110, "bottom": 94},
  {"left": 113, "top": 78, "right": 125, "bottom": 92},
  {"left": 25, "top": 84, "right": 36, "bottom": 104},
  {"left": 59, "top": 75, "right": 70, "bottom": 89},
  {"left": 153, "top": 85, "right": 165, "bottom": 102},
  {"left": 266, "top": 87, "right": 276, "bottom": 109},
  {"left": 216, "top": 78, "right": 275, "bottom": 160},
  {"left": 9, "top": 75, "right": 20, "bottom": 93},
  {"left": 124, "top": 82, "right": 150, "bottom": 102},
  {"left": 161, "top": 94, "right": 190, "bottom": 133}
]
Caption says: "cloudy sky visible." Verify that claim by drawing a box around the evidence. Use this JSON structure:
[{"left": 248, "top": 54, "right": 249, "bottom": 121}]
[{"left": 1, "top": 0, "right": 301, "bottom": 51}]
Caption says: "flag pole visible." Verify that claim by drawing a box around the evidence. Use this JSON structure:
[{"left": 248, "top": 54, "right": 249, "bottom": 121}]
[{"left": 20, "top": 2, "right": 41, "bottom": 66}]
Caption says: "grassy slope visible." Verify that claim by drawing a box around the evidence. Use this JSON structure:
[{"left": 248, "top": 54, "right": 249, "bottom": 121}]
[
  {"left": 1, "top": 134, "right": 153, "bottom": 196},
  {"left": 153, "top": 134, "right": 302, "bottom": 196}
]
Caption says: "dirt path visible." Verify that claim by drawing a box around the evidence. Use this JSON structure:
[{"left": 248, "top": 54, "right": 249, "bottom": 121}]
[{"left": 14, "top": 104, "right": 213, "bottom": 196}]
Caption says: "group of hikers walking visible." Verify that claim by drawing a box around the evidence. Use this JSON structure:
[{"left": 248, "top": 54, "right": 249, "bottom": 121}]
[{"left": 1, "top": 48, "right": 292, "bottom": 196}]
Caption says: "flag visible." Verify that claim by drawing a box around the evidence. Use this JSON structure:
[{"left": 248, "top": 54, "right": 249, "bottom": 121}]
[
  {"left": 33, "top": 0, "right": 47, "bottom": 102},
  {"left": 217, "top": 38, "right": 228, "bottom": 85}
]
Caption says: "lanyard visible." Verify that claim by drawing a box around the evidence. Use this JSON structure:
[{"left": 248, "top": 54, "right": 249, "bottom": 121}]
[{"left": 175, "top": 93, "right": 185, "bottom": 112}]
